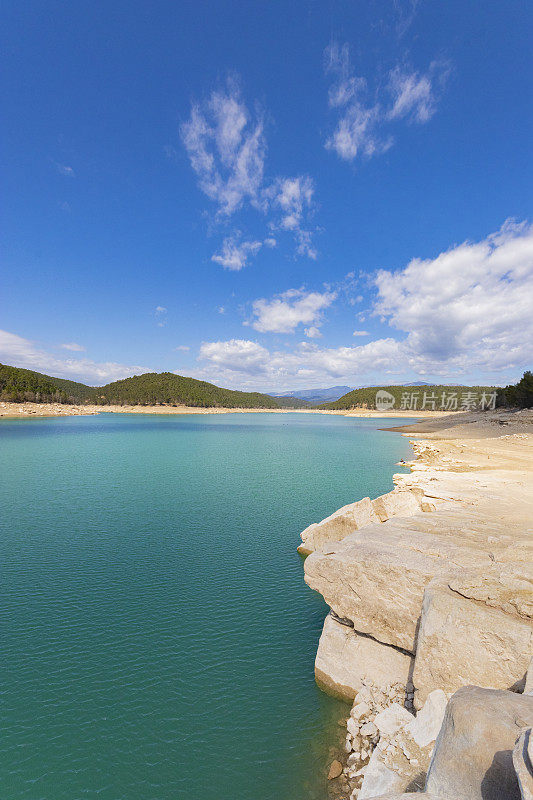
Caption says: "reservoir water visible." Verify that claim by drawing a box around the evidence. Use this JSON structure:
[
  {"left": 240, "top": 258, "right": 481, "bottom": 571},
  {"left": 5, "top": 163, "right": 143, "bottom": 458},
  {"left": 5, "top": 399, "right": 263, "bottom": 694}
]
[{"left": 1, "top": 412, "right": 414, "bottom": 800}]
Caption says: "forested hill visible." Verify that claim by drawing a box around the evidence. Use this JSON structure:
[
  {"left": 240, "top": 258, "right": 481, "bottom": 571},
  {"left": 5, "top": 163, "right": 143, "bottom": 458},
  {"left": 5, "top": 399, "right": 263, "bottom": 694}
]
[
  {"left": 0, "top": 364, "right": 280, "bottom": 408},
  {"left": 96, "top": 372, "right": 279, "bottom": 408},
  {"left": 0, "top": 364, "right": 95, "bottom": 403},
  {"left": 321, "top": 384, "right": 499, "bottom": 411}
]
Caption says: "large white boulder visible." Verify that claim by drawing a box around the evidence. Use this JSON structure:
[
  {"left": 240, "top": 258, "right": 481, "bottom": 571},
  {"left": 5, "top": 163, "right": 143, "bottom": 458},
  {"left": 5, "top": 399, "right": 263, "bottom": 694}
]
[
  {"left": 371, "top": 487, "right": 423, "bottom": 522},
  {"left": 413, "top": 573, "right": 533, "bottom": 709},
  {"left": 298, "top": 496, "right": 379, "bottom": 555},
  {"left": 314, "top": 613, "right": 413, "bottom": 701},
  {"left": 298, "top": 487, "right": 428, "bottom": 555},
  {"left": 304, "top": 519, "right": 493, "bottom": 652},
  {"left": 425, "top": 686, "right": 533, "bottom": 800}
]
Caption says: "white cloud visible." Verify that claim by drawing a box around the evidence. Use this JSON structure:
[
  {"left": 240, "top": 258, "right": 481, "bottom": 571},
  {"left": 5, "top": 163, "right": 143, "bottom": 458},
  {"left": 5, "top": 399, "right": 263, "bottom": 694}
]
[
  {"left": 325, "top": 43, "right": 448, "bottom": 162},
  {"left": 249, "top": 288, "right": 337, "bottom": 334},
  {"left": 61, "top": 342, "right": 85, "bottom": 352},
  {"left": 198, "top": 339, "right": 270, "bottom": 374},
  {"left": 268, "top": 176, "right": 317, "bottom": 258},
  {"left": 353, "top": 330, "right": 369, "bottom": 337},
  {"left": 388, "top": 64, "right": 447, "bottom": 123},
  {"left": 181, "top": 81, "right": 266, "bottom": 217},
  {"left": 212, "top": 234, "right": 263, "bottom": 270},
  {"left": 174, "top": 345, "right": 190, "bottom": 352},
  {"left": 304, "top": 326, "right": 322, "bottom": 339},
  {"left": 155, "top": 306, "right": 167, "bottom": 314},
  {"left": 373, "top": 219, "right": 533, "bottom": 372},
  {"left": 191, "top": 336, "right": 403, "bottom": 389},
  {"left": 189, "top": 220, "right": 533, "bottom": 390},
  {"left": 0, "top": 329, "right": 150, "bottom": 385},
  {"left": 181, "top": 79, "right": 317, "bottom": 259}
]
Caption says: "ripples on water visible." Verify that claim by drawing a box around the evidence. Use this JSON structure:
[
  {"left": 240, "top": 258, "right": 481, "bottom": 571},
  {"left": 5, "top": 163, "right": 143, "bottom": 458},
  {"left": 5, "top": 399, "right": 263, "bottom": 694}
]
[{"left": 0, "top": 412, "right": 414, "bottom": 800}]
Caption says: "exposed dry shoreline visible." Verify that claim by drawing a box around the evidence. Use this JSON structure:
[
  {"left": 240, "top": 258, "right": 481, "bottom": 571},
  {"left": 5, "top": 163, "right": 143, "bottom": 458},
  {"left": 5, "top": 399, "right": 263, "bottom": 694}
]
[
  {"left": 0, "top": 401, "right": 450, "bottom": 420},
  {"left": 299, "top": 408, "right": 533, "bottom": 798}
]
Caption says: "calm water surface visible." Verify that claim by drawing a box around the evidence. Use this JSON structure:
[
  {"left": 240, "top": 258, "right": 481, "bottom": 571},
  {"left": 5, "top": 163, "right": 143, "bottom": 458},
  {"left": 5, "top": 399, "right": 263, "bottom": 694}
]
[{"left": 1, "top": 412, "right": 414, "bottom": 800}]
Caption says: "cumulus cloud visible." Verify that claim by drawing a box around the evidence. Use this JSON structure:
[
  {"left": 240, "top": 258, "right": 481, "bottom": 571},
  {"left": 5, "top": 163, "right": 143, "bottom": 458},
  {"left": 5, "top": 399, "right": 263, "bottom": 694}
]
[
  {"left": 191, "top": 336, "right": 403, "bottom": 390},
  {"left": 181, "top": 79, "right": 317, "bottom": 259},
  {"left": 373, "top": 219, "right": 533, "bottom": 372},
  {"left": 198, "top": 339, "right": 270, "bottom": 374},
  {"left": 0, "top": 329, "right": 150, "bottom": 385},
  {"left": 189, "top": 220, "right": 533, "bottom": 390},
  {"left": 325, "top": 42, "right": 449, "bottom": 161},
  {"left": 304, "top": 326, "right": 322, "bottom": 339},
  {"left": 61, "top": 342, "right": 85, "bottom": 352},
  {"left": 211, "top": 234, "right": 263, "bottom": 270},
  {"left": 248, "top": 288, "right": 337, "bottom": 334}
]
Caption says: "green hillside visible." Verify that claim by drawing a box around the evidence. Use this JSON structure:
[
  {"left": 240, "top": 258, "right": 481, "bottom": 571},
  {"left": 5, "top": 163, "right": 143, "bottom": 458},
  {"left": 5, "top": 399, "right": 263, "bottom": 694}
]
[
  {"left": 0, "top": 364, "right": 280, "bottom": 409},
  {"left": 270, "top": 396, "right": 312, "bottom": 409},
  {"left": 0, "top": 363, "right": 94, "bottom": 403},
  {"left": 321, "top": 384, "right": 499, "bottom": 412},
  {"left": 96, "top": 372, "right": 279, "bottom": 408}
]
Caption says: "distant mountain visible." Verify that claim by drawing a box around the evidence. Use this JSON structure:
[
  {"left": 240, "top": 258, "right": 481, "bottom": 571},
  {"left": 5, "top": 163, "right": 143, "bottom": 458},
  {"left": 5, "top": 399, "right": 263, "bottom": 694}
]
[
  {"left": 270, "top": 385, "right": 353, "bottom": 403},
  {"left": 0, "top": 364, "right": 280, "bottom": 409}
]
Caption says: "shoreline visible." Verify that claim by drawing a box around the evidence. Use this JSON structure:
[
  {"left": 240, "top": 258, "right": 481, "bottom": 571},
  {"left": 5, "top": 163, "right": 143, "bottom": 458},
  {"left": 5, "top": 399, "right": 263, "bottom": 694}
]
[
  {"left": 0, "top": 401, "right": 452, "bottom": 420},
  {"left": 299, "top": 408, "right": 533, "bottom": 798}
]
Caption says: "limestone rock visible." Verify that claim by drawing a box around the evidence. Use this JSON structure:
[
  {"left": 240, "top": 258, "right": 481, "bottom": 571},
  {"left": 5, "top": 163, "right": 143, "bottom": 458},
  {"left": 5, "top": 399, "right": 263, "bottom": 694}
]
[
  {"left": 298, "top": 497, "right": 379, "bottom": 555},
  {"left": 357, "top": 691, "right": 444, "bottom": 798},
  {"left": 358, "top": 758, "right": 407, "bottom": 799},
  {"left": 371, "top": 488, "right": 422, "bottom": 522},
  {"left": 304, "top": 521, "right": 493, "bottom": 652},
  {"left": 328, "top": 759, "right": 343, "bottom": 780},
  {"left": 413, "top": 576, "right": 533, "bottom": 709},
  {"left": 314, "top": 614, "right": 413, "bottom": 701},
  {"left": 425, "top": 686, "right": 533, "bottom": 800},
  {"left": 298, "top": 487, "right": 428, "bottom": 555},
  {"left": 373, "top": 704, "right": 414, "bottom": 738},
  {"left": 447, "top": 565, "right": 533, "bottom": 620},
  {"left": 405, "top": 689, "right": 447, "bottom": 748},
  {"left": 513, "top": 728, "right": 533, "bottom": 800}
]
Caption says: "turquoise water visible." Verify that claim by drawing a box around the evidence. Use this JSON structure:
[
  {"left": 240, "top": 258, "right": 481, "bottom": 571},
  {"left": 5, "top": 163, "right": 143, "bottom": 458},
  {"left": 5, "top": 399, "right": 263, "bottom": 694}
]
[{"left": 0, "top": 412, "right": 414, "bottom": 800}]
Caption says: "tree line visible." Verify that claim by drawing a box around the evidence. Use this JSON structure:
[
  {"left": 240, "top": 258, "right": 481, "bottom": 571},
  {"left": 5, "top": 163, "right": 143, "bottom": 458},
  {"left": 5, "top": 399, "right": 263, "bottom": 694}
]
[{"left": 0, "top": 364, "right": 280, "bottom": 408}]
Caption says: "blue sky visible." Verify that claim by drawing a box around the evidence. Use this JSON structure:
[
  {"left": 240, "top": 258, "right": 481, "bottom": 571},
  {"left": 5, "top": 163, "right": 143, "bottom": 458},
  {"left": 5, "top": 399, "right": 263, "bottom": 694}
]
[{"left": 2, "top": 0, "right": 532, "bottom": 390}]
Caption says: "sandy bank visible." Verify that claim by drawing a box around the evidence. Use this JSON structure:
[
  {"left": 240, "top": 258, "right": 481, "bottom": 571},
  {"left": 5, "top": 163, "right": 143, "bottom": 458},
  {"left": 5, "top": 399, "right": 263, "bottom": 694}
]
[{"left": 0, "top": 401, "right": 452, "bottom": 420}]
